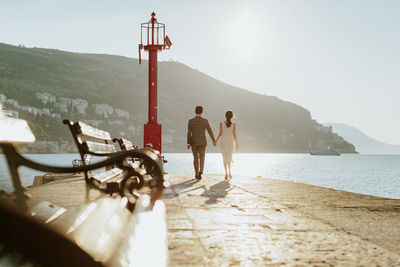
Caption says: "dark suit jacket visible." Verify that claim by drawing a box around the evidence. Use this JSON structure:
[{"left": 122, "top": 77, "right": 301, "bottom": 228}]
[{"left": 187, "top": 116, "right": 216, "bottom": 146}]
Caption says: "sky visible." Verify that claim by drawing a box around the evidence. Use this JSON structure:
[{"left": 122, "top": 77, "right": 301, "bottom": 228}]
[{"left": 1, "top": 0, "right": 400, "bottom": 145}]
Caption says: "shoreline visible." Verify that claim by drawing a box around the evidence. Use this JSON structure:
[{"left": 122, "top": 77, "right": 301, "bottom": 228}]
[
  {"left": 1, "top": 153, "right": 400, "bottom": 200},
  {"left": 0, "top": 151, "right": 363, "bottom": 155}
]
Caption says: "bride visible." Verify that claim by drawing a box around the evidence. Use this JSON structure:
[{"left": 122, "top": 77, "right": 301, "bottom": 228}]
[{"left": 215, "top": 110, "right": 239, "bottom": 180}]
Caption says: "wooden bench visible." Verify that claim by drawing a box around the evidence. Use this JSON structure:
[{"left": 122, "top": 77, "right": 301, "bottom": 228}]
[
  {"left": 63, "top": 119, "right": 166, "bottom": 201},
  {"left": 0, "top": 114, "right": 168, "bottom": 266}
]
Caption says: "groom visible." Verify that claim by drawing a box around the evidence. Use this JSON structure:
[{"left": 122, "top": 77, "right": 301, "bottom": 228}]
[{"left": 187, "top": 106, "right": 216, "bottom": 179}]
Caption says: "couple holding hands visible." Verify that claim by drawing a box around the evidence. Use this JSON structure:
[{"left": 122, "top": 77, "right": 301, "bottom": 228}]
[{"left": 187, "top": 105, "right": 239, "bottom": 180}]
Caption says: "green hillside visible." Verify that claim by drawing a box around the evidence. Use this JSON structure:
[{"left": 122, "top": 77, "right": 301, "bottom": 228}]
[{"left": 0, "top": 43, "right": 356, "bottom": 153}]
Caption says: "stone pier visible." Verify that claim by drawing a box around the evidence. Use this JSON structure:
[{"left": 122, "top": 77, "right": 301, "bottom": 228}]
[{"left": 26, "top": 173, "right": 400, "bottom": 266}]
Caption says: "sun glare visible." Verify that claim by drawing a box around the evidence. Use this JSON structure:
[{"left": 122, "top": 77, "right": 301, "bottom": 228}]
[{"left": 225, "top": 7, "right": 264, "bottom": 62}]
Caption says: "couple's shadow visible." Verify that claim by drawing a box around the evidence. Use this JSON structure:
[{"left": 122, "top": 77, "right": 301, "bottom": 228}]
[
  {"left": 165, "top": 178, "right": 233, "bottom": 205},
  {"left": 201, "top": 180, "right": 233, "bottom": 204},
  {"left": 165, "top": 178, "right": 202, "bottom": 197}
]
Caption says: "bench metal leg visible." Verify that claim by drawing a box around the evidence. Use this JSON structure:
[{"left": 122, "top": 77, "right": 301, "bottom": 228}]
[{"left": 2, "top": 145, "right": 29, "bottom": 211}]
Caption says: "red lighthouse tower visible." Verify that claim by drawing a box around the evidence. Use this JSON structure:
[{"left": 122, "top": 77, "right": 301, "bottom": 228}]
[{"left": 138, "top": 12, "right": 172, "bottom": 153}]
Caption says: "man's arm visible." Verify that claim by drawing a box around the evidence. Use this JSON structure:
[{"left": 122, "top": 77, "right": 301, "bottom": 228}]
[
  {"left": 206, "top": 119, "right": 216, "bottom": 144},
  {"left": 187, "top": 120, "right": 192, "bottom": 149}
]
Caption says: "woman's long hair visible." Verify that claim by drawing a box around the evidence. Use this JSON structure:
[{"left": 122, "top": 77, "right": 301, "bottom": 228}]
[{"left": 225, "top": 110, "right": 234, "bottom": 128}]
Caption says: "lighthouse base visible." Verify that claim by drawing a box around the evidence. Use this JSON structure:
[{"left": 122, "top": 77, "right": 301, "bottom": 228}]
[{"left": 144, "top": 123, "right": 162, "bottom": 153}]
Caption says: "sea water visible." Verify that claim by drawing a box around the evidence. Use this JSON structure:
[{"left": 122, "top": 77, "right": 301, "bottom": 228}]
[{"left": 1, "top": 153, "right": 399, "bottom": 199}]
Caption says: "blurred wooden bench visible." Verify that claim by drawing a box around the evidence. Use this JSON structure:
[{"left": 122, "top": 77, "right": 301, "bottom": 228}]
[{"left": 0, "top": 114, "right": 168, "bottom": 266}]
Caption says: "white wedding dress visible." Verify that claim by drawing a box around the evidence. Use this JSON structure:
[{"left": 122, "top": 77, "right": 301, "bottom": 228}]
[{"left": 219, "top": 122, "right": 235, "bottom": 164}]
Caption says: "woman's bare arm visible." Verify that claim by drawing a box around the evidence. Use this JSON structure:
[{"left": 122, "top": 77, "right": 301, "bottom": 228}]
[
  {"left": 233, "top": 123, "right": 239, "bottom": 149},
  {"left": 215, "top": 122, "right": 223, "bottom": 143}
]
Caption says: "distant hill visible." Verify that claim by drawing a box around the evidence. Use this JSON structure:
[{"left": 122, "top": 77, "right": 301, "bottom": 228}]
[
  {"left": 324, "top": 123, "right": 400, "bottom": 154},
  {"left": 0, "top": 43, "right": 356, "bottom": 153}
]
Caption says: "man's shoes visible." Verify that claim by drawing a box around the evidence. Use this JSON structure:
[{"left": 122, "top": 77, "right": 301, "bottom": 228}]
[{"left": 198, "top": 172, "right": 202, "bottom": 180}]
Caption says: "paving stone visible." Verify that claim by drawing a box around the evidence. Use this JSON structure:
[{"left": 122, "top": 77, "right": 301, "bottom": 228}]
[
  {"left": 168, "top": 238, "right": 208, "bottom": 266},
  {"left": 167, "top": 218, "right": 193, "bottom": 230}
]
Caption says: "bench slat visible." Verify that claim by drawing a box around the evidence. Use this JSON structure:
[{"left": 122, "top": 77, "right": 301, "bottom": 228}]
[
  {"left": 68, "top": 198, "right": 131, "bottom": 263},
  {"left": 108, "top": 196, "right": 168, "bottom": 267},
  {"left": 43, "top": 198, "right": 131, "bottom": 263},
  {"left": 120, "top": 138, "right": 135, "bottom": 150},
  {"left": 75, "top": 121, "right": 112, "bottom": 141},
  {"left": 84, "top": 141, "right": 116, "bottom": 154},
  {"left": 0, "top": 117, "right": 36, "bottom": 145},
  {"left": 30, "top": 201, "right": 67, "bottom": 224},
  {"left": 49, "top": 204, "right": 98, "bottom": 235},
  {"left": 113, "top": 137, "right": 138, "bottom": 151},
  {"left": 90, "top": 168, "right": 124, "bottom": 187}
]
